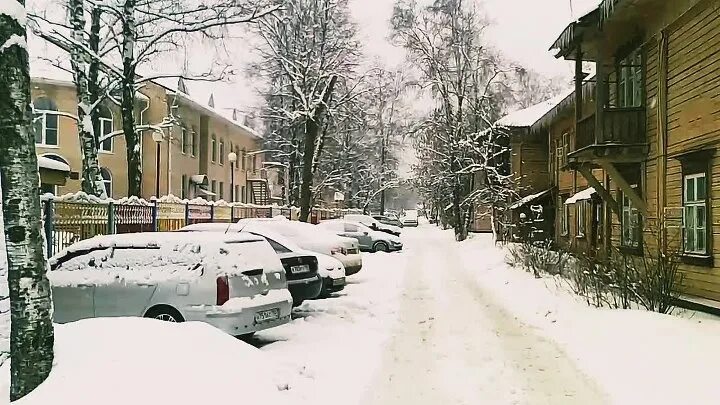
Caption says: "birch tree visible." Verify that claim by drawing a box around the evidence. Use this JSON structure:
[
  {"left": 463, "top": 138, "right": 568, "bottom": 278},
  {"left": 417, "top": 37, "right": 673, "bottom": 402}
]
[
  {"left": 0, "top": 0, "right": 55, "bottom": 399},
  {"left": 393, "top": 0, "right": 513, "bottom": 240},
  {"left": 255, "top": 0, "right": 359, "bottom": 221}
]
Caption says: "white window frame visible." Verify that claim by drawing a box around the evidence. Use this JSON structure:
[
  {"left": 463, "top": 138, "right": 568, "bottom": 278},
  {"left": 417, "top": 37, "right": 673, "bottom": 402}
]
[
  {"left": 190, "top": 128, "right": 197, "bottom": 157},
  {"left": 576, "top": 201, "right": 586, "bottom": 237},
  {"left": 99, "top": 115, "right": 113, "bottom": 153},
  {"left": 211, "top": 135, "right": 217, "bottom": 163},
  {"left": 219, "top": 140, "right": 225, "bottom": 165},
  {"left": 101, "top": 168, "right": 112, "bottom": 198},
  {"left": 180, "top": 127, "right": 187, "bottom": 154},
  {"left": 618, "top": 50, "right": 643, "bottom": 108},
  {"left": 683, "top": 173, "right": 708, "bottom": 255},
  {"left": 621, "top": 185, "right": 641, "bottom": 248},
  {"left": 34, "top": 110, "right": 59, "bottom": 147}
]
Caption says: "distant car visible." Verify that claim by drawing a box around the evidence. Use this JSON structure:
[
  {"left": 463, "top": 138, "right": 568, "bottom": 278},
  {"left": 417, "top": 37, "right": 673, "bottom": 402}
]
[
  {"left": 344, "top": 214, "right": 402, "bottom": 236},
  {"left": 401, "top": 209, "right": 419, "bottom": 227},
  {"left": 236, "top": 217, "right": 363, "bottom": 275},
  {"left": 48, "top": 232, "right": 293, "bottom": 337},
  {"left": 319, "top": 220, "right": 403, "bottom": 252},
  {"left": 180, "top": 223, "right": 345, "bottom": 298},
  {"left": 373, "top": 214, "right": 404, "bottom": 228}
]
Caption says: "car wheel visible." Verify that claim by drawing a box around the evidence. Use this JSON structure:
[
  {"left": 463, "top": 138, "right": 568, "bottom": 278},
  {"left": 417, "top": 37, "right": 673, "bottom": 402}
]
[
  {"left": 144, "top": 306, "right": 185, "bottom": 323},
  {"left": 374, "top": 241, "right": 389, "bottom": 252}
]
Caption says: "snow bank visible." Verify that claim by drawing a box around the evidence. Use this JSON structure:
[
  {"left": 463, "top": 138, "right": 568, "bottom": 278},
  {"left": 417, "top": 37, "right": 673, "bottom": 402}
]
[
  {"left": 458, "top": 233, "right": 720, "bottom": 405},
  {"left": 0, "top": 318, "right": 292, "bottom": 405},
  {"left": 257, "top": 251, "right": 409, "bottom": 405}
]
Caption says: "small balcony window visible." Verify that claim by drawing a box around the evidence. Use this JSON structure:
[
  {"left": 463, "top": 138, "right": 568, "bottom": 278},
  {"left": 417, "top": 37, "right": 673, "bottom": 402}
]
[{"left": 617, "top": 49, "right": 643, "bottom": 108}]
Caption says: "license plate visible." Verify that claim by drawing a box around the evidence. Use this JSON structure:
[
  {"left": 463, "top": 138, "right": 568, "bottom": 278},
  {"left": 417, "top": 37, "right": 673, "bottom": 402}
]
[
  {"left": 290, "top": 264, "right": 310, "bottom": 274},
  {"left": 332, "top": 277, "right": 346, "bottom": 286},
  {"left": 254, "top": 308, "right": 280, "bottom": 323}
]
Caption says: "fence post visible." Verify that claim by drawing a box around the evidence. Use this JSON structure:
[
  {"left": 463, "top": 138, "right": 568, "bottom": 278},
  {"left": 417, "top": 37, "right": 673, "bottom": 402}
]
[
  {"left": 184, "top": 202, "right": 190, "bottom": 226},
  {"left": 107, "top": 201, "right": 116, "bottom": 234},
  {"left": 43, "top": 200, "right": 54, "bottom": 259},
  {"left": 152, "top": 201, "right": 158, "bottom": 232}
]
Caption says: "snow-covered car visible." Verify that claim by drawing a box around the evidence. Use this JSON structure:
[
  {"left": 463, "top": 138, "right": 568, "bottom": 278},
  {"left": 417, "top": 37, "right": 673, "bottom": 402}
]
[
  {"left": 344, "top": 214, "right": 402, "bottom": 236},
  {"left": 180, "top": 223, "right": 343, "bottom": 298},
  {"left": 236, "top": 217, "right": 363, "bottom": 275},
  {"left": 48, "top": 232, "right": 293, "bottom": 337},
  {"left": 373, "top": 214, "right": 404, "bottom": 228},
  {"left": 318, "top": 220, "right": 403, "bottom": 252},
  {"left": 401, "top": 209, "right": 419, "bottom": 227}
]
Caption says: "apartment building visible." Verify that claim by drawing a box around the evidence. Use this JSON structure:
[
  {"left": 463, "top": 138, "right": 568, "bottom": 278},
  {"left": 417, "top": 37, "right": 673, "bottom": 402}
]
[
  {"left": 550, "top": 0, "right": 720, "bottom": 305},
  {"left": 31, "top": 72, "right": 273, "bottom": 204}
]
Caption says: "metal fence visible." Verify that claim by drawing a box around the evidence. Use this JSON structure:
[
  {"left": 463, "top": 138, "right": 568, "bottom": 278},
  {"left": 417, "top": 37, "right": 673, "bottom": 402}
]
[{"left": 42, "top": 196, "right": 344, "bottom": 258}]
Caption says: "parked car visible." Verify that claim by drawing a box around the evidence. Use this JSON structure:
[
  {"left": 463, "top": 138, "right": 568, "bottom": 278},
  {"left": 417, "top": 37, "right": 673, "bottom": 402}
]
[
  {"left": 318, "top": 220, "right": 403, "bottom": 252},
  {"left": 344, "top": 214, "right": 402, "bottom": 236},
  {"left": 47, "top": 232, "right": 293, "bottom": 337},
  {"left": 236, "top": 217, "right": 363, "bottom": 275},
  {"left": 180, "top": 223, "right": 345, "bottom": 297},
  {"left": 373, "top": 214, "right": 404, "bottom": 228},
  {"left": 401, "top": 209, "right": 419, "bottom": 227}
]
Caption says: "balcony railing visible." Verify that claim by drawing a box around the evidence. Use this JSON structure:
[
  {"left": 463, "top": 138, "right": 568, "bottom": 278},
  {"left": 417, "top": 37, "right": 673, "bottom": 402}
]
[{"left": 575, "top": 107, "right": 645, "bottom": 152}]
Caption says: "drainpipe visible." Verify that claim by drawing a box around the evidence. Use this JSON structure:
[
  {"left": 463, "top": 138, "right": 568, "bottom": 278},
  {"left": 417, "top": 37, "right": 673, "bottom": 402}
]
[{"left": 167, "top": 126, "right": 172, "bottom": 196}]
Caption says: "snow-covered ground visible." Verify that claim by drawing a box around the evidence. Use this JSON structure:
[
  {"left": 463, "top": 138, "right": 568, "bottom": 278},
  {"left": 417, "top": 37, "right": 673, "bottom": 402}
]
[{"left": 3, "top": 222, "right": 720, "bottom": 404}]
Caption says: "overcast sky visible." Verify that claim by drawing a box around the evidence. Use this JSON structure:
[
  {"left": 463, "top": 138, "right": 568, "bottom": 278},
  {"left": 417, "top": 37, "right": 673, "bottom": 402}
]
[{"left": 207, "top": 0, "right": 599, "bottom": 113}]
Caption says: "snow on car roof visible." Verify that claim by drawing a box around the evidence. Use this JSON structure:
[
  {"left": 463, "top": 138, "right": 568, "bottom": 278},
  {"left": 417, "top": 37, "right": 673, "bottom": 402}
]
[
  {"left": 50, "top": 231, "right": 264, "bottom": 265},
  {"left": 181, "top": 222, "right": 304, "bottom": 252}
]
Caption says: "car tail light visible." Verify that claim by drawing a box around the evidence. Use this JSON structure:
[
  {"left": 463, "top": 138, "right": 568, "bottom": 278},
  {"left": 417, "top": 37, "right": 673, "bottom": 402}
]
[
  {"left": 216, "top": 276, "right": 229, "bottom": 305},
  {"left": 331, "top": 246, "right": 347, "bottom": 255}
]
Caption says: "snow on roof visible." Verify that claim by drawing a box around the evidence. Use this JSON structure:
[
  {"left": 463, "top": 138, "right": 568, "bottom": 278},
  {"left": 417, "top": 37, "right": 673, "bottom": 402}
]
[
  {"left": 0, "top": 318, "right": 289, "bottom": 404},
  {"left": 496, "top": 88, "right": 574, "bottom": 128},
  {"left": 508, "top": 189, "right": 552, "bottom": 210},
  {"left": 565, "top": 187, "right": 596, "bottom": 204},
  {"left": 37, "top": 155, "right": 71, "bottom": 172},
  {"left": 49, "top": 231, "right": 264, "bottom": 265}
]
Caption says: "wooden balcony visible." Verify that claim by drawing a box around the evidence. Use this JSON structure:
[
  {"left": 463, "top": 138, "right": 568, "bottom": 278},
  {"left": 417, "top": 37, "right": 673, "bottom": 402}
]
[{"left": 571, "top": 107, "right": 648, "bottom": 163}]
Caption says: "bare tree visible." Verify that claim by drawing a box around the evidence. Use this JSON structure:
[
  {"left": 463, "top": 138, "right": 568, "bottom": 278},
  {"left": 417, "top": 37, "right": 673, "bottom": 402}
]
[
  {"left": 0, "top": 1, "right": 55, "bottom": 398},
  {"left": 255, "top": 0, "right": 359, "bottom": 221},
  {"left": 393, "top": 0, "right": 513, "bottom": 240}
]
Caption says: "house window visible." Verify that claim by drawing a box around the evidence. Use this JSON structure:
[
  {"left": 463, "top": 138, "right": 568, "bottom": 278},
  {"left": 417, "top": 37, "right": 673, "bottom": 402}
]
[
  {"left": 683, "top": 173, "right": 708, "bottom": 255},
  {"left": 211, "top": 135, "right": 217, "bottom": 163},
  {"left": 190, "top": 127, "right": 197, "bottom": 157},
  {"left": 241, "top": 185, "right": 246, "bottom": 203},
  {"left": 100, "top": 167, "right": 112, "bottom": 198},
  {"left": 40, "top": 183, "right": 57, "bottom": 195},
  {"left": 180, "top": 126, "right": 187, "bottom": 154},
  {"left": 97, "top": 106, "right": 113, "bottom": 152},
  {"left": 576, "top": 201, "right": 586, "bottom": 237},
  {"left": 234, "top": 185, "right": 240, "bottom": 202},
  {"left": 235, "top": 146, "right": 240, "bottom": 171},
  {"left": 560, "top": 195, "right": 569, "bottom": 236},
  {"left": 557, "top": 133, "right": 569, "bottom": 168},
  {"left": 252, "top": 155, "right": 257, "bottom": 172},
  {"left": 210, "top": 180, "right": 217, "bottom": 201},
  {"left": 241, "top": 149, "right": 246, "bottom": 170},
  {"left": 617, "top": 49, "right": 643, "bottom": 108},
  {"left": 219, "top": 181, "right": 224, "bottom": 200},
  {"left": 181, "top": 174, "right": 187, "bottom": 199},
  {"left": 33, "top": 97, "right": 59, "bottom": 146},
  {"left": 219, "top": 140, "right": 225, "bottom": 165},
  {"left": 621, "top": 186, "right": 641, "bottom": 249}
]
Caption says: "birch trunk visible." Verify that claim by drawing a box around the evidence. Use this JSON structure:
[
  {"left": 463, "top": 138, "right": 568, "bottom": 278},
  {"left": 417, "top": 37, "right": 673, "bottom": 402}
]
[
  {"left": 121, "top": 0, "right": 142, "bottom": 197},
  {"left": 69, "top": 0, "right": 105, "bottom": 197},
  {"left": 0, "top": 2, "right": 55, "bottom": 399}
]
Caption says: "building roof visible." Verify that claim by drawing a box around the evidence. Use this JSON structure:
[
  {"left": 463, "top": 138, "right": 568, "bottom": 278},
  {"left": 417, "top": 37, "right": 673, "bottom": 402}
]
[
  {"left": 529, "top": 74, "right": 596, "bottom": 133},
  {"left": 496, "top": 89, "right": 574, "bottom": 129},
  {"left": 508, "top": 189, "right": 553, "bottom": 210},
  {"left": 549, "top": 2, "right": 602, "bottom": 59}
]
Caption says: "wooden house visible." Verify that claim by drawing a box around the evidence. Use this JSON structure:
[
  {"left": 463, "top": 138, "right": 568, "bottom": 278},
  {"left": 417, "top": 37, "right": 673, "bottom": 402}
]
[{"left": 550, "top": 0, "right": 720, "bottom": 307}]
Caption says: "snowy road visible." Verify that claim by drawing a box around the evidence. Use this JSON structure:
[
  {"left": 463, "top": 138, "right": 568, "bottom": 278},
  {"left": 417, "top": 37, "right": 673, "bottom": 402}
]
[
  {"left": 259, "top": 224, "right": 607, "bottom": 405},
  {"left": 363, "top": 227, "right": 606, "bottom": 404}
]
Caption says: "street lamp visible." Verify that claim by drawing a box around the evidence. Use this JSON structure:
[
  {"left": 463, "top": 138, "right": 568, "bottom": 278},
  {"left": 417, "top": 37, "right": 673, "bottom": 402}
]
[
  {"left": 228, "top": 151, "right": 237, "bottom": 202},
  {"left": 152, "top": 131, "right": 164, "bottom": 198}
]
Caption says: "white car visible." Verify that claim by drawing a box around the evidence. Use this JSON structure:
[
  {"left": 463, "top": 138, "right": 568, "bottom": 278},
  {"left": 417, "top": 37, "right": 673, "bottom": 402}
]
[
  {"left": 48, "top": 232, "right": 293, "bottom": 337},
  {"left": 401, "top": 209, "right": 419, "bottom": 227},
  {"left": 319, "top": 219, "right": 403, "bottom": 252},
  {"left": 180, "top": 223, "right": 346, "bottom": 297},
  {"left": 344, "top": 214, "right": 402, "bottom": 236},
  {"left": 236, "top": 217, "right": 363, "bottom": 275}
]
